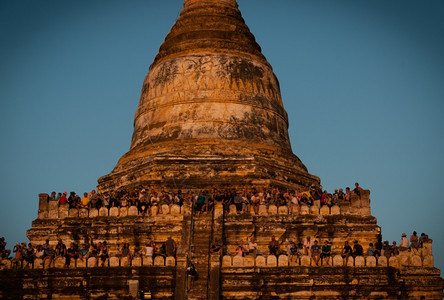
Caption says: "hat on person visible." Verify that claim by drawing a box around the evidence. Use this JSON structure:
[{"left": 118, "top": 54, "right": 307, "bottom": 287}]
[
  {"left": 63, "top": 191, "right": 67, "bottom": 195},
  {"left": 402, "top": 233, "right": 406, "bottom": 237}
]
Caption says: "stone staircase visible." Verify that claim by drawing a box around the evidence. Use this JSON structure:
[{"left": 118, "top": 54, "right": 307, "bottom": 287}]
[{"left": 187, "top": 212, "right": 213, "bottom": 300}]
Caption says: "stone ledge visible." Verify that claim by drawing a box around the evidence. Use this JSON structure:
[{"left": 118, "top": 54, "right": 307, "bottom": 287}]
[
  {"left": 221, "top": 252, "right": 435, "bottom": 269},
  {"left": 0, "top": 255, "right": 176, "bottom": 270}
]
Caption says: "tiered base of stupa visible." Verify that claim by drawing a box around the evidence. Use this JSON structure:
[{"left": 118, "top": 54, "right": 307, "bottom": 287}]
[
  {"left": 97, "top": 140, "right": 320, "bottom": 192},
  {"left": 1, "top": 191, "right": 443, "bottom": 299}
]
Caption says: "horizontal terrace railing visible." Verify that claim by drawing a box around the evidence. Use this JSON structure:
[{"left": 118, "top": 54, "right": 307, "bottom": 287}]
[
  {"left": 221, "top": 250, "right": 434, "bottom": 268},
  {"left": 0, "top": 255, "right": 176, "bottom": 270},
  {"left": 39, "top": 203, "right": 184, "bottom": 219}
]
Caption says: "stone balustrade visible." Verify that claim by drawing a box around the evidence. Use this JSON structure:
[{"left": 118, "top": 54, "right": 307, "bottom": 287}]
[
  {"left": 225, "top": 190, "right": 371, "bottom": 216},
  {"left": 0, "top": 255, "right": 176, "bottom": 270},
  {"left": 39, "top": 200, "right": 183, "bottom": 220},
  {"left": 222, "top": 250, "right": 434, "bottom": 268},
  {"left": 228, "top": 204, "right": 341, "bottom": 216}
]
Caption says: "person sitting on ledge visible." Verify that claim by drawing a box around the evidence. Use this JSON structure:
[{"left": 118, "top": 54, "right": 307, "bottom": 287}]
[
  {"left": 233, "top": 191, "right": 243, "bottom": 214},
  {"left": 35, "top": 245, "right": 45, "bottom": 260},
  {"left": 320, "top": 190, "right": 328, "bottom": 207},
  {"left": 391, "top": 241, "right": 399, "bottom": 256},
  {"left": 399, "top": 233, "right": 409, "bottom": 251},
  {"left": 211, "top": 240, "right": 222, "bottom": 256},
  {"left": 353, "top": 182, "right": 364, "bottom": 197},
  {"left": 344, "top": 187, "right": 352, "bottom": 202},
  {"left": 367, "top": 243, "right": 375, "bottom": 257},
  {"left": 12, "top": 243, "right": 23, "bottom": 268},
  {"left": 68, "top": 192, "right": 79, "bottom": 210},
  {"left": 99, "top": 242, "right": 109, "bottom": 267},
  {"left": 251, "top": 191, "right": 260, "bottom": 215},
  {"left": 144, "top": 240, "right": 155, "bottom": 258},
  {"left": 55, "top": 192, "right": 62, "bottom": 203},
  {"left": 337, "top": 188, "right": 345, "bottom": 202},
  {"left": 43, "top": 245, "right": 56, "bottom": 267},
  {"left": 55, "top": 239, "right": 66, "bottom": 257},
  {"left": 89, "top": 190, "right": 100, "bottom": 209},
  {"left": 382, "top": 241, "right": 392, "bottom": 258},
  {"left": 289, "top": 190, "right": 300, "bottom": 214},
  {"left": 23, "top": 243, "right": 34, "bottom": 269},
  {"left": 410, "top": 231, "right": 420, "bottom": 250},
  {"left": 60, "top": 191, "right": 68, "bottom": 206},
  {"left": 353, "top": 240, "right": 363, "bottom": 258},
  {"left": 300, "top": 188, "right": 313, "bottom": 206},
  {"left": 321, "top": 240, "right": 331, "bottom": 265},
  {"left": 165, "top": 236, "right": 176, "bottom": 258},
  {"left": 268, "top": 236, "right": 279, "bottom": 256},
  {"left": 342, "top": 241, "right": 352, "bottom": 266},
  {"left": 419, "top": 233, "right": 429, "bottom": 248},
  {"left": 79, "top": 244, "right": 89, "bottom": 260},
  {"left": 236, "top": 240, "right": 248, "bottom": 257},
  {"left": 311, "top": 185, "right": 322, "bottom": 207},
  {"left": 288, "top": 241, "right": 299, "bottom": 264},
  {"left": 0, "top": 237, "right": 11, "bottom": 259},
  {"left": 303, "top": 236, "right": 313, "bottom": 256},
  {"left": 65, "top": 243, "right": 78, "bottom": 267},
  {"left": 80, "top": 192, "right": 90, "bottom": 209},
  {"left": 247, "top": 235, "right": 258, "bottom": 258},
  {"left": 311, "top": 240, "right": 322, "bottom": 266},
  {"left": 120, "top": 243, "right": 132, "bottom": 260}
]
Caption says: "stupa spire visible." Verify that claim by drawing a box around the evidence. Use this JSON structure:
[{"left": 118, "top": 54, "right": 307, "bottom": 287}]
[
  {"left": 153, "top": 0, "right": 265, "bottom": 67},
  {"left": 97, "top": 0, "right": 319, "bottom": 191}
]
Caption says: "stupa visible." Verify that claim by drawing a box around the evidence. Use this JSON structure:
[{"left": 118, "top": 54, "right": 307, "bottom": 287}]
[
  {"left": 97, "top": 0, "right": 319, "bottom": 192},
  {"left": 1, "top": 1, "right": 442, "bottom": 299}
]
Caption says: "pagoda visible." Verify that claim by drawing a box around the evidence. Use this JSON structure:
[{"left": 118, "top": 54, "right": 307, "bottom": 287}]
[{"left": 1, "top": 1, "right": 442, "bottom": 299}]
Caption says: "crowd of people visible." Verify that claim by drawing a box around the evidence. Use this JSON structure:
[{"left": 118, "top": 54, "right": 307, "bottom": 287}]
[
  {"left": 229, "top": 230, "right": 431, "bottom": 266},
  {"left": 0, "top": 236, "right": 177, "bottom": 269},
  {"left": 46, "top": 182, "right": 365, "bottom": 216},
  {"left": 0, "top": 230, "right": 431, "bottom": 269}
]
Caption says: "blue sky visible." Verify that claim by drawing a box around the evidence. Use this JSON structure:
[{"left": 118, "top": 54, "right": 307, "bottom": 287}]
[{"left": 0, "top": 0, "right": 443, "bottom": 273}]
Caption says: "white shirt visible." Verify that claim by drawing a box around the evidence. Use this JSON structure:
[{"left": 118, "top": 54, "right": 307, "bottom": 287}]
[
  {"left": 400, "top": 237, "right": 409, "bottom": 248},
  {"left": 145, "top": 246, "right": 154, "bottom": 256}
]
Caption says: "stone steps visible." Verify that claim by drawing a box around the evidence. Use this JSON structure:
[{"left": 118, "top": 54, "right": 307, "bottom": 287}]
[{"left": 187, "top": 212, "right": 213, "bottom": 299}]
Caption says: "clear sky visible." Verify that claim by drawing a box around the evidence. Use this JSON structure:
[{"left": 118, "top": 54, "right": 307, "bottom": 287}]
[{"left": 0, "top": 0, "right": 443, "bottom": 273}]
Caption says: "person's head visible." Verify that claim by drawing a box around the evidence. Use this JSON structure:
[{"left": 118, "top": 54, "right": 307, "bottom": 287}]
[
  {"left": 355, "top": 182, "right": 359, "bottom": 187},
  {"left": 45, "top": 239, "right": 49, "bottom": 244},
  {"left": 369, "top": 243, "right": 374, "bottom": 247},
  {"left": 84, "top": 192, "right": 88, "bottom": 197},
  {"left": 324, "top": 240, "right": 328, "bottom": 245},
  {"left": 413, "top": 231, "right": 417, "bottom": 235},
  {"left": 345, "top": 241, "right": 349, "bottom": 245},
  {"left": 314, "top": 240, "right": 318, "bottom": 244},
  {"left": 354, "top": 240, "right": 358, "bottom": 244},
  {"left": 402, "top": 233, "right": 406, "bottom": 237},
  {"left": 346, "top": 187, "right": 350, "bottom": 192},
  {"left": 393, "top": 241, "right": 397, "bottom": 245}
]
